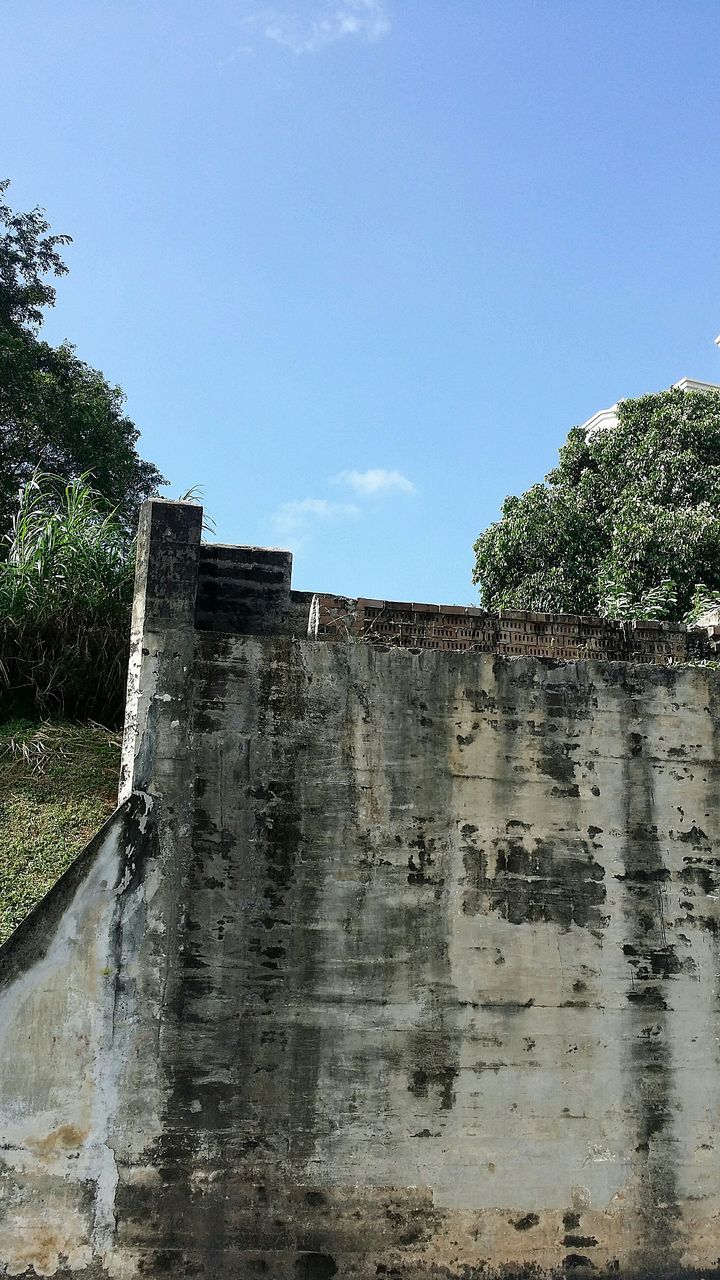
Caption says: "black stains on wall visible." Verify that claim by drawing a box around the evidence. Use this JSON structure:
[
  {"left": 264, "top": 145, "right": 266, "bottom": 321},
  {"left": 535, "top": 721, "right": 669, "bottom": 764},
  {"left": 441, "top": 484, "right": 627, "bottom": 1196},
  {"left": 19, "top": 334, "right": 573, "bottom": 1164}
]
[
  {"left": 537, "top": 742, "right": 579, "bottom": 785},
  {"left": 406, "top": 825, "right": 442, "bottom": 888},
  {"left": 462, "top": 826, "right": 606, "bottom": 932},
  {"left": 295, "top": 1252, "right": 337, "bottom": 1279},
  {"left": 407, "top": 1062, "right": 458, "bottom": 1111},
  {"left": 512, "top": 1213, "right": 540, "bottom": 1231},
  {"left": 619, "top": 719, "right": 682, "bottom": 1271}
]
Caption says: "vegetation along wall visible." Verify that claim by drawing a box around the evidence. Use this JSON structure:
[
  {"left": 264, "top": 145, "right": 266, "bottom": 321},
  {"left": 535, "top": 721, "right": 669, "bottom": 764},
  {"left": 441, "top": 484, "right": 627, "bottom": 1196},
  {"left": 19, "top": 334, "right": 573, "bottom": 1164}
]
[{"left": 2, "top": 500, "right": 720, "bottom": 1279}]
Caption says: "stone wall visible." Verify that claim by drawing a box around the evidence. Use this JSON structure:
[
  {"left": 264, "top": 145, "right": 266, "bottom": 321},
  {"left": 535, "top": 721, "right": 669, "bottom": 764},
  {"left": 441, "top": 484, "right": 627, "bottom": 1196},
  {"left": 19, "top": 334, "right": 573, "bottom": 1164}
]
[{"left": 2, "top": 500, "right": 720, "bottom": 1279}]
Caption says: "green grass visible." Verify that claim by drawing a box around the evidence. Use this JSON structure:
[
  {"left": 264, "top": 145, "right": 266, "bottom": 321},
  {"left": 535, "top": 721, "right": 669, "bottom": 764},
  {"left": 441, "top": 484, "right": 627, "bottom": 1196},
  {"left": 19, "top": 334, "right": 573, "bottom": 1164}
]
[{"left": 0, "top": 718, "right": 121, "bottom": 944}]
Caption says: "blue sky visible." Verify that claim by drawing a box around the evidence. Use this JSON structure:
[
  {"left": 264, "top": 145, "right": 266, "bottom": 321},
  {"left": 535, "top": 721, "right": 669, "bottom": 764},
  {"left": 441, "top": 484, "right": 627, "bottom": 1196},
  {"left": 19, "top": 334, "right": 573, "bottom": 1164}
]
[{"left": 3, "top": 1, "right": 720, "bottom": 603}]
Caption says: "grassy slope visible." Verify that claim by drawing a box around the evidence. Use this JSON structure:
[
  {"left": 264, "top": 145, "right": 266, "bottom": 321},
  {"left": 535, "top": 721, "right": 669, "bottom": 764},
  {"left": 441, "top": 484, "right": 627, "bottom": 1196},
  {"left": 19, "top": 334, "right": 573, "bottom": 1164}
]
[{"left": 0, "top": 719, "right": 121, "bottom": 944}]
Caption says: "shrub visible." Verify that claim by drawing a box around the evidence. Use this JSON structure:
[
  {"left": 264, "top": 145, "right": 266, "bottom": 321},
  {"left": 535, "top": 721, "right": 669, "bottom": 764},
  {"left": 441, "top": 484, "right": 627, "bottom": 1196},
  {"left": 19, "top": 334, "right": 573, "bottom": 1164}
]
[{"left": 0, "top": 472, "right": 134, "bottom": 724}]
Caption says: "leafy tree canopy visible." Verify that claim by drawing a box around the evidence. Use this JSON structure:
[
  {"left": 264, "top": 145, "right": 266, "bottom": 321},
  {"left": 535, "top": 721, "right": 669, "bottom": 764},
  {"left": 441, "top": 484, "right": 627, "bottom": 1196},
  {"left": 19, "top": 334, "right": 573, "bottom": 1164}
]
[
  {"left": 0, "top": 179, "right": 164, "bottom": 536},
  {"left": 472, "top": 387, "right": 720, "bottom": 623}
]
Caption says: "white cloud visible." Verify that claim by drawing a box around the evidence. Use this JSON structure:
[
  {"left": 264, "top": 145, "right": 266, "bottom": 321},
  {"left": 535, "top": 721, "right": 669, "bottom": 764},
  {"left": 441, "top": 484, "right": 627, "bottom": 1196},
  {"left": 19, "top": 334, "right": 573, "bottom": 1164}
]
[
  {"left": 244, "top": 1, "right": 390, "bottom": 55},
  {"left": 331, "top": 468, "right": 416, "bottom": 496},
  {"left": 272, "top": 497, "right": 360, "bottom": 547},
  {"left": 270, "top": 466, "right": 413, "bottom": 553}
]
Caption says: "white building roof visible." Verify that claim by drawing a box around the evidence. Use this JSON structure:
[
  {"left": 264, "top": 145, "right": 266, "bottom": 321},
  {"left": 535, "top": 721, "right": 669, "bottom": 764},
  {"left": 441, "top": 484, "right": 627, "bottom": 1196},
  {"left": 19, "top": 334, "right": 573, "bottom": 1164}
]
[{"left": 580, "top": 378, "right": 720, "bottom": 436}]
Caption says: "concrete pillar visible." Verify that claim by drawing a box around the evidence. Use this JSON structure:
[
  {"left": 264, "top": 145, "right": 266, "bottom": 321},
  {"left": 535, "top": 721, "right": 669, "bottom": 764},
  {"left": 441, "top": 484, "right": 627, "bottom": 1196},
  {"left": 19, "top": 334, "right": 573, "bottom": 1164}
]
[{"left": 119, "top": 499, "right": 202, "bottom": 811}]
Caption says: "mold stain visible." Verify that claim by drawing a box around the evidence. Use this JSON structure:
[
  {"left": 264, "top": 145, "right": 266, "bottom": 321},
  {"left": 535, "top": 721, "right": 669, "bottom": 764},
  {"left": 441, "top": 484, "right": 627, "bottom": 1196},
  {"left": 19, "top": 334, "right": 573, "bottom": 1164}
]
[
  {"left": 462, "top": 826, "right": 606, "bottom": 932},
  {"left": 619, "top": 732, "right": 682, "bottom": 1270},
  {"left": 295, "top": 1252, "right": 337, "bottom": 1279},
  {"left": 407, "top": 1063, "right": 458, "bottom": 1111}
]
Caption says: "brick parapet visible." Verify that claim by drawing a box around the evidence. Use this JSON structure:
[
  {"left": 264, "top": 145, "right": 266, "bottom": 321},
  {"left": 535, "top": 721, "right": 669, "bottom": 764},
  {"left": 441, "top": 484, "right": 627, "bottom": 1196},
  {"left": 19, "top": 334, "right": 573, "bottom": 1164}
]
[
  {"left": 175, "top": 517, "right": 720, "bottom": 667},
  {"left": 291, "top": 590, "right": 720, "bottom": 665}
]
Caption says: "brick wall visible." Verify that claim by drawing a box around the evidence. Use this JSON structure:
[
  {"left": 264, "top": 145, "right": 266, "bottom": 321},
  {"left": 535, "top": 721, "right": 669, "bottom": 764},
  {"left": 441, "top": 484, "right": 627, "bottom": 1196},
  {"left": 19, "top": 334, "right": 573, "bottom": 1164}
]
[
  {"left": 191, "top": 544, "right": 720, "bottom": 665},
  {"left": 294, "top": 591, "right": 720, "bottom": 666}
]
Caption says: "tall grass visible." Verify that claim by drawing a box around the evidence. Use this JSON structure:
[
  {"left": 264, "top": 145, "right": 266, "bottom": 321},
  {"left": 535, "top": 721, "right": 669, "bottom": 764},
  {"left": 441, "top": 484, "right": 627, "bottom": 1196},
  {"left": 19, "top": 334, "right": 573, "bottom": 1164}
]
[{"left": 0, "top": 472, "right": 134, "bottom": 724}]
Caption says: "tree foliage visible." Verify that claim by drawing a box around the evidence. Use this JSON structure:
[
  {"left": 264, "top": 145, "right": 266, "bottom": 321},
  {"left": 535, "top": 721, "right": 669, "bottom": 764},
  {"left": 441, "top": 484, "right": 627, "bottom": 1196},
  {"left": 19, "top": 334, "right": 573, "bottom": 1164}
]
[
  {"left": 0, "top": 179, "right": 164, "bottom": 537},
  {"left": 473, "top": 388, "right": 720, "bottom": 623},
  {"left": 0, "top": 179, "right": 70, "bottom": 328}
]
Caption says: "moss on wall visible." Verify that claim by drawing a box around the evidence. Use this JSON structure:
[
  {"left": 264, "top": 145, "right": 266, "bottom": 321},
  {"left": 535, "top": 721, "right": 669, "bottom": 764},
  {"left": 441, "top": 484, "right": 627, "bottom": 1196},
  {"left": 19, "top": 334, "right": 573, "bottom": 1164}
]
[{"left": 0, "top": 719, "right": 120, "bottom": 943}]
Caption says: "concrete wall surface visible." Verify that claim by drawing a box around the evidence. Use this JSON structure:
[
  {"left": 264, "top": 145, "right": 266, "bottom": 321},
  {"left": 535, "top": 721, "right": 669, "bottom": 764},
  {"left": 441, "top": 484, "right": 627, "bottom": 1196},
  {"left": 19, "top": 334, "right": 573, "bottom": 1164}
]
[
  {"left": 0, "top": 792, "right": 159, "bottom": 1276},
  {"left": 3, "top": 503, "right": 720, "bottom": 1279}
]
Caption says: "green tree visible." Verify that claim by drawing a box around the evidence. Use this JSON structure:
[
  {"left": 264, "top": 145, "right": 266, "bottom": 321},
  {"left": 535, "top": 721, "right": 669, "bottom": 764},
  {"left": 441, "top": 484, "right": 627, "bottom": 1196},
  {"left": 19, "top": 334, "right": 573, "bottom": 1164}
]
[
  {"left": 472, "top": 387, "right": 720, "bottom": 623},
  {"left": 0, "top": 180, "right": 164, "bottom": 536}
]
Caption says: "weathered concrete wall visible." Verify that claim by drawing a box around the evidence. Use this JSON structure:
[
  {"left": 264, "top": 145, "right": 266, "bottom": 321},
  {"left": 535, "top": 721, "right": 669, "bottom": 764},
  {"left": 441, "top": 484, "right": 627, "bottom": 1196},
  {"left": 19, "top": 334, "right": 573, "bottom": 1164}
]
[
  {"left": 3, "top": 502, "right": 720, "bottom": 1278},
  {"left": 0, "top": 793, "right": 158, "bottom": 1275},
  {"left": 195, "top": 544, "right": 292, "bottom": 636},
  {"left": 169, "top": 639, "right": 720, "bottom": 1279}
]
